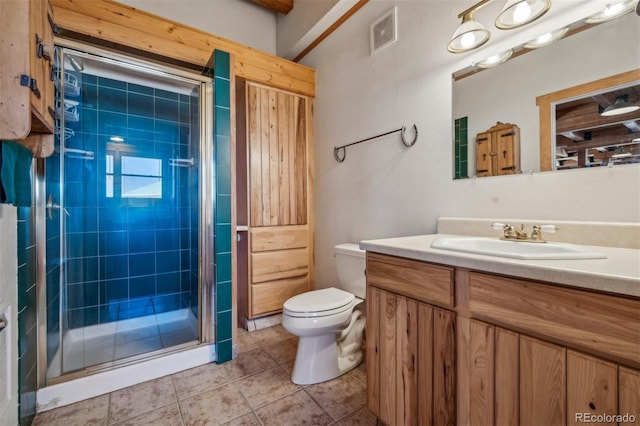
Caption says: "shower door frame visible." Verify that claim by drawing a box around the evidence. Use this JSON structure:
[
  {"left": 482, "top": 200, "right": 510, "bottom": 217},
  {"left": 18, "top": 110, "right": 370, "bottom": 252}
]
[{"left": 37, "top": 40, "right": 216, "bottom": 387}]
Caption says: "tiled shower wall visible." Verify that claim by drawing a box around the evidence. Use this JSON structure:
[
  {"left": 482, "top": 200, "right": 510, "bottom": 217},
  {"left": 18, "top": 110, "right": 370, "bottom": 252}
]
[
  {"left": 60, "top": 71, "right": 199, "bottom": 329},
  {"left": 213, "top": 50, "right": 233, "bottom": 363}
]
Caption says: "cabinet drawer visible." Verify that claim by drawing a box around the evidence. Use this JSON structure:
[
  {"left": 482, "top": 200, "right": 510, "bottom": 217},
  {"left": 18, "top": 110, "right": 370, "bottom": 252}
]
[
  {"left": 251, "top": 248, "right": 308, "bottom": 284},
  {"left": 469, "top": 272, "right": 640, "bottom": 366},
  {"left": 366, "top": 253, "right": 454, "bottom": 308},
  {"left": 250, "top": 225, "right": 308, "bottom": 252},
  {"left": 251, "top": 276, "right": 309, "bottom": 317}
]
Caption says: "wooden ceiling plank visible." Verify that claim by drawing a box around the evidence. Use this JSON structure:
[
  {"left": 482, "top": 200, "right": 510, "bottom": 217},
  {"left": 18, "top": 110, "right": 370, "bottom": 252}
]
[
  {"left": 250, "top": 0, "right": 293, "bottom": 14},
  {"left": 51, "top": 0, "right": 315, "bottom": 96}
]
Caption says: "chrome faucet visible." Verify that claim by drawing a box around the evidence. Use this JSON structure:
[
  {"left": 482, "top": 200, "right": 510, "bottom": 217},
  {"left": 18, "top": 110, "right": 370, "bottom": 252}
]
[{"left": 492, "top": 223, "right": 558, "bottom": 243}]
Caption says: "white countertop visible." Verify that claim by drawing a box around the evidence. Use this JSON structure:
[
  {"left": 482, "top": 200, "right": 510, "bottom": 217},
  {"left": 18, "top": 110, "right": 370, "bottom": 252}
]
[{"left": 360, "top": 234, "right": 640, "bottom": 298}]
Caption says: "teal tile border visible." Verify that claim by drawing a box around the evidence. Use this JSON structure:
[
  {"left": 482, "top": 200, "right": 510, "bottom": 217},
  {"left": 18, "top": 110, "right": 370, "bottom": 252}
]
[
  {"left": 212, "top": 49, "right": 233, "bottom": 363},
  {"left": 454, "top": 116, "right": 469, "bottom": 179}
]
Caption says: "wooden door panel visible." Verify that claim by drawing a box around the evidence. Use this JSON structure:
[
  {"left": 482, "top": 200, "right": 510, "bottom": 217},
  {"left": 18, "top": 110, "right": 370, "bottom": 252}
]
[
  {"left": 476, "top": 132, "right": 492, "bottom": 176},
  {"left": 396, "top": 297, "right": 418, "bottom": 426},
  {"left": 468, "top": 320, "right": 494, "bottom": 426},
  {"left": 247, "top": 82, "right": 308, "bottom": 227},
  {"left": 495, "top": 327, "right": 519, "bottom": 425},
  {"left": 619, "top": 367, "right": 640, "bottom": 426},
  {"left": 433, "top": 307, "right": 456, "bottom": 425},
  {"left": 417, "top": 303, "right": 434, "bottom": 426},
  {"left": 379, "top": 289, "right": 397, "bottom": 425},
  {"left": 567, "top": 350, "right": 617, "bottom": 426},
  {"left": 520, "top": 335, "right": 566, "bottom": 426},
  {"left": 366, "top": 286, "right": 381, "bottom": 416}
]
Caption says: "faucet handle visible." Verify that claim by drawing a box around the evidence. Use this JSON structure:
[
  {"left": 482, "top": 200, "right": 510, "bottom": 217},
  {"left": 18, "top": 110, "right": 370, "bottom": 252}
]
[
  {"left": 491, "top": 222, "right": 507, "bottom": 230},
  {"left": 540, "top": 225, "right": 558, "bottom": 233}
]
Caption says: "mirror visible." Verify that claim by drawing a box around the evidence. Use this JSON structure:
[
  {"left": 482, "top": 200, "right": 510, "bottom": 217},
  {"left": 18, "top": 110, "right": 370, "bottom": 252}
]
[{"left": 452, "top": 10, "right": 639, "bottom": 179}]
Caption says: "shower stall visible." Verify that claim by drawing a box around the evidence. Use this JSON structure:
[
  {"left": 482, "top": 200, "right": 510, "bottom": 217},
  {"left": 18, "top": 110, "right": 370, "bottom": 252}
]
[{"left": 42, "top": 42, "right": 215, "bottom": 381}]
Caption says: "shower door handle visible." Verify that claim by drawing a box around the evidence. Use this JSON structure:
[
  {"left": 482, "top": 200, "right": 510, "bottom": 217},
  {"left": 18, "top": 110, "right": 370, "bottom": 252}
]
[{"left": 46, "top": 193, "right": 70, "bottom": 220}]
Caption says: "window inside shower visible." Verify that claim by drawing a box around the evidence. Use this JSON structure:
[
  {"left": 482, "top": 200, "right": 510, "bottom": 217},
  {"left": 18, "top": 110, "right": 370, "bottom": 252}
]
[{"left": 45, "top": 45, "right": 212, "bottom": 380}]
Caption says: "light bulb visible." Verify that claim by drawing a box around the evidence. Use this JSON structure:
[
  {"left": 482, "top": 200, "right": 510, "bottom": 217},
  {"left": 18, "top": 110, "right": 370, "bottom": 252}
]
[
  {"left": 460, "top": 32, "right": 477, "bottom": 49},
  {"left": 535, "top": 32, "right": 553, "bottom": 44},
  {"left": 513, "top": 1, "right": 532, "bottom": 23},
  {"left": 603, "top": 3, "right": 625, "bottom": 17}
]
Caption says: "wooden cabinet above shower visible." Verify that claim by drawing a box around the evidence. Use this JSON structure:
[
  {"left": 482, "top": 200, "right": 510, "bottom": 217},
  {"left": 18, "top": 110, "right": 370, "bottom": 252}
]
[
  {"left": 0, "top": 0, "right": 55, "bottom": 157},
  {"left": 236, "top": 80, "right": 315, "bottom": 322}
]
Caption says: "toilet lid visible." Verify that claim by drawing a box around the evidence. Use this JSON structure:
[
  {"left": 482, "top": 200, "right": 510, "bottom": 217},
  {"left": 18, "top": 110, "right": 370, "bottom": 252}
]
[{"left": 284, "top": 287, "right": 355, "bottom": 317}]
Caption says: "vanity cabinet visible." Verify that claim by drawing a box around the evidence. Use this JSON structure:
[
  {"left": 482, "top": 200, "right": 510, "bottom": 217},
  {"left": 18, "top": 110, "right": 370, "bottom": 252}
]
[
  {"left": 0, "top": 0, "right": 55, "bottom": 156},
  {"left": 475, "top": 122, "right": 520, "bottom": 177},
  {"left": 366, "top": 253, "right": 456, "bottom": 426},
  {"left": 463, "top": 271, "right": 640, "bottom": 426},
  {"left": 236, "top": 80, "right": 314, "bottom": 320},
  {"left": 365, "top": 252, "right": 640, "bottom": 426}
]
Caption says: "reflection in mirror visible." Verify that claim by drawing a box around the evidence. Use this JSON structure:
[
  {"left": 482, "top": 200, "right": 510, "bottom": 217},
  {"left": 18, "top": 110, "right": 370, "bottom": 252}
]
[
  {"left": 452, "top": 9, "right": 639, "bottom": 179},
  {"left": 554, "top": 82, "right": 639, "bottom": 169}
]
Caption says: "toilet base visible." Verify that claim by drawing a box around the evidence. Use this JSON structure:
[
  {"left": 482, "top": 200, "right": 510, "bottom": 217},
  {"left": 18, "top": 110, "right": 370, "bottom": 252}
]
[
  {"left": 290, "top": 310, "right": 365, "bottom": 385},
  {"left": 291, "top": 334, "right": 362, "bottom": 385}
]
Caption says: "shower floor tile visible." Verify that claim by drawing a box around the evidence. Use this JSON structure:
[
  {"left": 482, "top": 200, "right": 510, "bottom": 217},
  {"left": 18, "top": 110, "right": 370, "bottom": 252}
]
[
  {"left": 56, "top": 309, "right": 198, "bottom": 375},
  {"left": 36, "top": 324, "right": 373, "bottom": 425}
]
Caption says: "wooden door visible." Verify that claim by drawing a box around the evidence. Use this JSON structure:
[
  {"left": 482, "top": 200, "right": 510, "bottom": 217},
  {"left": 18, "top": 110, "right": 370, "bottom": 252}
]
[
  {"left": 520, "top": 335, "right": 566, "bottom": 426},
  {"left": 246, "top": 82, "right": 308, "bottom": 227}
]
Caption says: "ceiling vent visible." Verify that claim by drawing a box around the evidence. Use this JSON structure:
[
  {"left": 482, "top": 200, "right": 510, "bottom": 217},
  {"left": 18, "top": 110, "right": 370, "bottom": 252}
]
[{"left": 370, "top": 7, "right": 397, "bottom": 56}]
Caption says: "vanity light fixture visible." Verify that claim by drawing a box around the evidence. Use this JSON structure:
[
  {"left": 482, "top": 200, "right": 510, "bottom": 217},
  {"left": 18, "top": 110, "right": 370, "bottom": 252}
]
[
  {"left": 447, "top": 10, "right": 491, "bottom": 53},
  {"left": 495, "top": 0, "right": 552, "bottom": 29},
  {"left": 524, "top": 26, "right": 569, "bottom": 49},
  {"left": 475, "top": 49, "right": 514, "bottom": 68},
  {"left": 585, "top": 0, "right": 637, "bottom": 23},
  {"left": 448, "top": 0, "right": 552, "bottom": 53},
  {"left": 600, "top": 95, "right": 640, "bottom": 117}
]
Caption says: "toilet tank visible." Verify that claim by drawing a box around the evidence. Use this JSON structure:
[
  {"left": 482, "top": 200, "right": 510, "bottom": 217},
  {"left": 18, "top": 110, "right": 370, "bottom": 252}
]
[{"left": 334, "top": 243, "right": 366, "bottom": 299}]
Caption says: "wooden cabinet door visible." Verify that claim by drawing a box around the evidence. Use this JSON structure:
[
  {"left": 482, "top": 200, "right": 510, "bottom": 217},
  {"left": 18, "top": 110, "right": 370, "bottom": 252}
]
[
  {"left": 475, "top": 123, "right": 520, "bottom": 177},
  {"left": 246, "top": 82, "right": 308, "bottom": 227},
  {"left": 467, "top": 321, "right": 520, "bottom": 426},
  {"left": 475, "top": 131, "right": 492, "bottom": 177},
  {"left": 567, "top": 351, "right": 617, "bottom": 426},
  {"left": 495, "top": 126, "right": 519, "bottom": 175},
  {"left": 1, "top": 0, "right": 31, "bottom": 139},
  {"left": 366, "top": 285, "right": 455, "bottom": 426},
  {"left": 520, "top": 335, "right": 566, "bottom": 426},
  {"left": 29, "top": 0, "right": 55, "bottom": 133}
]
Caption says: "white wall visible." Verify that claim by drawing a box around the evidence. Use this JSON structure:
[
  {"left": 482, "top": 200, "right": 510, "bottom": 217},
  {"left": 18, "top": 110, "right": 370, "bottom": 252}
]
[
  {"left": 117, "top": 0, "right": 277, "bottom": 54},
  {"left": 0, "top": 205, "right": 18, "bottom": 426},
  {"left": 301, "top": 0, "right": 640, "bottom": 288}
]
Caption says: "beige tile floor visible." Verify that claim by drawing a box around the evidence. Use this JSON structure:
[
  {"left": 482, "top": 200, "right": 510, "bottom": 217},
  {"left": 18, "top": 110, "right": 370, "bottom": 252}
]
[{"left": 33, "top": 325, "right": 376, "bottom": 426}]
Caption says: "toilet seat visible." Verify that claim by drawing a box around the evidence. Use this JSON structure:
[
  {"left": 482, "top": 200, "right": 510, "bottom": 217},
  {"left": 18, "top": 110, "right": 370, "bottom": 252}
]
[{"left": 284, "top": 287, "right": 355, "bottom": 318}]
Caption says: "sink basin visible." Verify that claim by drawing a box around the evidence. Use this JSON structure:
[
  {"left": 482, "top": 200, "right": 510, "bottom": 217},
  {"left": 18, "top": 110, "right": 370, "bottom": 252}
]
[{"left": 431, "top": 237, "right": 607, "bottom": 260}]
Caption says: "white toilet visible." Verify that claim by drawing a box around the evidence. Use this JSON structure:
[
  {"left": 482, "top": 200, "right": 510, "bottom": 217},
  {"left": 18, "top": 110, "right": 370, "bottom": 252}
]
[{"left": 282, "top": 243, "right": 366, "bottom": 385}]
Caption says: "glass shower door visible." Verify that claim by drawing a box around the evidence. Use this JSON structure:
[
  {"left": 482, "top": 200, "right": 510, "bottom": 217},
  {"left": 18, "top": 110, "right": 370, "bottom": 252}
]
[{"left": 46, "top": 45, "right": 211, "bottom": 379}]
